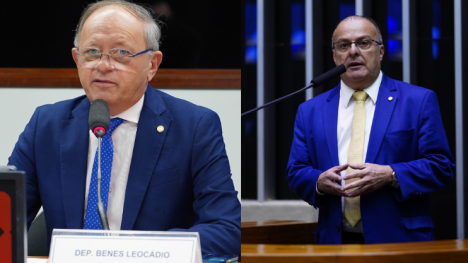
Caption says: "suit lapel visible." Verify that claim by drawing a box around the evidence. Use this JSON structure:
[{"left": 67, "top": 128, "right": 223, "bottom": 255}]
[
  {"left": 60, "top": 97, "right": 90, "bottom": 229},
  {"left": 121, "top": 86, "right": 171, "bottom": 230},
  {"left": 366, "top": 75, "right": 398, "bottom": 164},
  {"left": 324, "top": 86, "right": 341, "bottom": 167}
]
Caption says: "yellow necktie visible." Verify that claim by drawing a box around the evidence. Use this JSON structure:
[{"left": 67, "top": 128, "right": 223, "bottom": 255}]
[{"left": 344, "top": 90, "right": 368, "bottom": 227}]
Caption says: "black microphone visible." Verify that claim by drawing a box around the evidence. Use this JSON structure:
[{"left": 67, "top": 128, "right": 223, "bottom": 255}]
[
  {"left": 241, "top": 64, "right": 346, "bottom": 116},
  {"left": 89, "top": 99, "right": 110, "bottom": 138},
  {"left": 310, "top": 64, "right": 346, "bottom": 87},
  {"left": 88, "top": 99, "right": 110, "bottom": 230}
]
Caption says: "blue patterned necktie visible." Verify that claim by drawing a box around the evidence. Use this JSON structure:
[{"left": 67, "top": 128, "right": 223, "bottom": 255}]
[{"left": 84, "top": 118, "right": 125, "bottom": 229}]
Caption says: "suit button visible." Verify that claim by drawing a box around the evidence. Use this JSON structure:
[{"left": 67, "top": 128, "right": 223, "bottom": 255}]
[{"left": 336, "top": 225, "right": 340, "bottom": 232}]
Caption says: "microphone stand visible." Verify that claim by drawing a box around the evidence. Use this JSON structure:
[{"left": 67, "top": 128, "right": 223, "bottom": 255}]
[
  {"left": 241, "top": 83, "right": 314, "bottom": 117},
  {"left": 96, "top": 132, "right": 110, "bottom": 231},
  {"left": 241, "top": 64, "right": 346, "bottom": 117}
]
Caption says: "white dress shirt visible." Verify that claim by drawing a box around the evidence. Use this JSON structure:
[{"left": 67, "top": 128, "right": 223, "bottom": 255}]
[
  {"left": 84, "top": 95, "right": 144, "bottom": 230},
  {"left": 338, "top": 71, "right": 382, "bottom": 233},
  {"left": 316, "top": 71, "right": 383, "bottom": 233}
]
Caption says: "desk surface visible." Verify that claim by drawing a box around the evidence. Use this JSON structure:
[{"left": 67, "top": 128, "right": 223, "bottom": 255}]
[
  {"left": 241, "top": 221, "right": 468, "bottom": 263},
  {"left": 242, "top": 239, "right": 468, "bottom": 263},
  {"left": 29, "top": 256, "right": 242, "bottom": 263}
]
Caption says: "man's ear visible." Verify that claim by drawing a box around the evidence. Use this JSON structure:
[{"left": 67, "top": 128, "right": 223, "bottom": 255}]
[
  {"left": 147, "top": 51, "right": 163, "bottom": 82},
  {"left": 379, "top": 44, "right": 385, "bottom": 61},
  {"left": 72, "top": 48, "right": 79, "bottom": 67},
  {"left": 333, "top": 49, "right": 336, "bottom": 65}
]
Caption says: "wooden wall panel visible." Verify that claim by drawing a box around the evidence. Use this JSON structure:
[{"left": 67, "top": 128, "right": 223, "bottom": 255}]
[
  {"left": 241, "top": 221, "right": 317, "bottom": 245},
  {"left": 0, "top": 69, "right": 240, "bottom": 89}
]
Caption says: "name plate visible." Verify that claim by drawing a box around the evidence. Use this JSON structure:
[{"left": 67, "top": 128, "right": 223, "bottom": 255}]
[{"left": 49, "top": 229, "right": 202, "bottom": 263}]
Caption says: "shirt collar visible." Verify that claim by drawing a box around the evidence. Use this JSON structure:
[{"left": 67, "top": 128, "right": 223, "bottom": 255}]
[
  {"left": 340, "top": 70, "right": 382, "bottom": 108},
  {"left": 111, "top": 94, "right": 145, "bottom": 123}
]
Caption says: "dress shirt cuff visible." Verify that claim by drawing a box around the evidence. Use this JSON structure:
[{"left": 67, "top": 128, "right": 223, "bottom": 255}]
[{"left": 316, "top": 183, "right": 325, "bottom": 195}]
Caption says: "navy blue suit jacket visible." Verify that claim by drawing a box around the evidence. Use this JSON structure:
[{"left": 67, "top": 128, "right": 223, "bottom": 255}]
[
  {"left": 9, "top": 85, "right": 240, "bottom": 255},
  {"left": 287, "top": 74, "right": 454, "bottom": 244}
]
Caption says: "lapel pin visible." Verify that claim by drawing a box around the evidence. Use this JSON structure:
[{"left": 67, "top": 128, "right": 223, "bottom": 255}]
[
  {"left": 157, "top": 125, "right": 164, "bottom": 133},
  {"left": 388, "top": 96, "right": 393, "bottom": 101}
]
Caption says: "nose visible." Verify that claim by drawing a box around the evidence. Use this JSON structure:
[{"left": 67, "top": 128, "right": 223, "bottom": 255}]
[
  {"left": 94, "top": 54, "right": 114, "bottom": 71},
  {"left": 348, "top": 42, "right": 360, "bottom": 57}
]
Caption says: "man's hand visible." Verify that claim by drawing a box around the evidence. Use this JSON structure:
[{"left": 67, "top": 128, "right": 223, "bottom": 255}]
[
  {"left": 317, "top": 164, "right": 349, "bottom": 196},
  {"left": 342, "top": 163, "right": 394, "bottom": 197}
]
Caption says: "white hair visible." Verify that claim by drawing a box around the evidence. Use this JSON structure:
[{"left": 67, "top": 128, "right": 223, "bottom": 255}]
[{"left": 74, "top": 0, "right": 161, "bottom": 51}]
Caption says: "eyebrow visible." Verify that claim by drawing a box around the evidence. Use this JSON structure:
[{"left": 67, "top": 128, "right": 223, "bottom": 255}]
[
  {"left": 335, "top": 35, "right": 373, "bottom": 42},
  {"left": 113, "top": 41, "right": 131, "bottom": 47},
  {"left": 81, "top": 41, "right": 133, "bottom": 51}
]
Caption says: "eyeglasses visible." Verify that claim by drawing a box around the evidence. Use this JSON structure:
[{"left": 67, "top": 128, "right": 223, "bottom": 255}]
[
  {"left": 332, "top": 39, "right": 382, "bottom": 53},
  {"left": 75, "top": 47, "right": 153, "bottom": 69}
]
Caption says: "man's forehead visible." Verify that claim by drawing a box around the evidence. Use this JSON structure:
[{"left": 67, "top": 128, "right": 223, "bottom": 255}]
[
  {"left": 333, "top": 18, "right": 378, "bottom": 40},
  {"left": 80, "top": 5, "right": 145, "bottom": 46},
  {"left": 83, "top": 5, "right": 144, "bottom": 32}
]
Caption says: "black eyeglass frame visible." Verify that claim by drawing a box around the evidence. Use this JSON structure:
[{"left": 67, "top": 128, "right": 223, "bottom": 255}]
[{"left": 332, "top": 39, "right": 382, "bottom": 50}]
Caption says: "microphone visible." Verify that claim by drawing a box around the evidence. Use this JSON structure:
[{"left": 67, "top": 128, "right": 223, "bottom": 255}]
[
  {"left": 310, "top": 64, "right": 346, "bottom": 87},
  {"left": 89, "top": 99, "right": 110, "bottom": 138},
  {"left": 241, "top": 64, "right": 346, "bottom": 116},
  {"left": 88, "top": 99, "right": 110, "bottom": 230}
]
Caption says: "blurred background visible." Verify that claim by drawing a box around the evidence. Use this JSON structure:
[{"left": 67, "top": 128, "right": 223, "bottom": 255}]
[
  {"left": 241, "top": 0, "right": 468, "bottom": 241},
  {"left": 0, "top": 0, "right": 240, "bottom": 69}
]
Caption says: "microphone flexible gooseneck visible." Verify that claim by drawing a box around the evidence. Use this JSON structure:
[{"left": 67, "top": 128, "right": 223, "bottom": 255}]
[
  {"left": 241, "top": 64, "right": 346, "bottom": 117},
  {"left": 96, "top": 136, "right": 109, "bottom": 230},
  {"left": 88, "top": 99, "right": 111, "bottom": 230}
]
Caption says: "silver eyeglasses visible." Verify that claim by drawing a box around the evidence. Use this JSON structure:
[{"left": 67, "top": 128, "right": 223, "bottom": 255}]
[
  {"left": 75, "top": 47, "right": 153, "bottom": 69},
  {"left": 332, "top": 39, "right": 382, "bottom": 53}
]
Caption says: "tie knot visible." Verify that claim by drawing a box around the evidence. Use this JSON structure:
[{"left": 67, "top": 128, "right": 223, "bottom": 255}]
[
  {"left": 107, "top": 118, "right": 125, "bottom": 136},
  {"left": 353, "top": 91, "right": 368, "bottom": 102}
]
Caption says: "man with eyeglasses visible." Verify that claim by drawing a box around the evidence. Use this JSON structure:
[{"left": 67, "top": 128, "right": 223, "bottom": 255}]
[
  {"left": 8, "top": 0, "right": 240, "bottom": 256},
  {"left": 287, "top": 16, "right": 454, "bottom": 244}
]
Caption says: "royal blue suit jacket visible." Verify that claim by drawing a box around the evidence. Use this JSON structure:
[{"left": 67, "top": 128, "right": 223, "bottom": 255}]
[
  {"left": 9, "top": 85, "right": 240, "bottom": 255},
  {"left": 287, "top": 74, "right": 454, "bottom": 244}
]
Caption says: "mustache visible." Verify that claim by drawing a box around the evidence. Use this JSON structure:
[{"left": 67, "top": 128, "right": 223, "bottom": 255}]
[{"left": 346, "top": 61, "right": 364, "bottom": 67}]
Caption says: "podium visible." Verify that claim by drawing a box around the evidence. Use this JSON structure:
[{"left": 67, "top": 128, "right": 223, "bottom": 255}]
[
  {"left": 241, "top": 221, "right": 468, "bottom": 263},
  {"left": 242, "top": 221, "right": 317, "bottom": 244}
]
